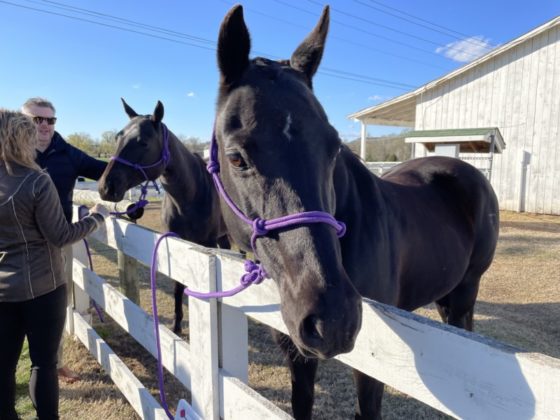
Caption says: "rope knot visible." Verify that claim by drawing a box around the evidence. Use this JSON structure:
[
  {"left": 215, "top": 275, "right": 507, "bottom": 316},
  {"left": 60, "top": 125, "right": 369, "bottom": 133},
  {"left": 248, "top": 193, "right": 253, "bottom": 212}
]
[
  {"left": 206, "top": 161, "right": 220, "bottom": 174},
  {"left": 252, "top": 217, "right": 268, "bottom": 236},
  {"left": 335, "top": 221, "right": 347, "bottom": 238},
  {"left": 162, "top": 149, "right": 171, "bottom": 166},
  {"left": 241, "top": 260, "right": 266, "bottom": 286}
]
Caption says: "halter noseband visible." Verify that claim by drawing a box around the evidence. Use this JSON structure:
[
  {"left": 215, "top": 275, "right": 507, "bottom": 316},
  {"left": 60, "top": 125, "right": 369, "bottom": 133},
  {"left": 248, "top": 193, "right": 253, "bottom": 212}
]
[
  {"left": 206, "top": 130, "right": 346, "bottom": 280},
  {"left": 109, "top": 123, "right": 170, "bottom": 216}
]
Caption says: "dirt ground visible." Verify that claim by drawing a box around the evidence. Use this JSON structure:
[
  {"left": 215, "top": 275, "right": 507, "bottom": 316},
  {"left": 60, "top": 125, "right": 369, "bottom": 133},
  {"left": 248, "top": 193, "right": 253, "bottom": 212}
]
[{"left": 18, "top": 204, "right": 560, "bottom": 419}]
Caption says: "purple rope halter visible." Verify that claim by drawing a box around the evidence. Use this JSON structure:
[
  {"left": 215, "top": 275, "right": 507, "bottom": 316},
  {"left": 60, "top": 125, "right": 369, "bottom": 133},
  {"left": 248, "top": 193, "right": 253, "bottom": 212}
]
[
  {"left": 206, "top": 129, "right": 346, "bottom": 285},
  {"left": 109, "top": 123, "right": 170, "bottom": 216}
]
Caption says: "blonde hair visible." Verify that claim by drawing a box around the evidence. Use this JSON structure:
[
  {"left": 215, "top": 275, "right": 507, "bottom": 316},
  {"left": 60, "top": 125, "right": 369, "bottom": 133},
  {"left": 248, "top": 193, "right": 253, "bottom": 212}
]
[
  {"left": 0, "top": 109, "right": 41, "bottom": 174},
  {"left": 21, "top": 97, "right": 56, "bottom": 115}
]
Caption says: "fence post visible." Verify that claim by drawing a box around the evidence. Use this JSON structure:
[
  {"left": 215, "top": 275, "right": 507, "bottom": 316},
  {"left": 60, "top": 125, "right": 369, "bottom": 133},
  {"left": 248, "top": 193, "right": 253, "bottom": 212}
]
[
  {"left": 189, "top": 254, "right": 220, "bottom": 419},
  {"left": 118, "top": 250, "right": 140, "bottom": 304}
]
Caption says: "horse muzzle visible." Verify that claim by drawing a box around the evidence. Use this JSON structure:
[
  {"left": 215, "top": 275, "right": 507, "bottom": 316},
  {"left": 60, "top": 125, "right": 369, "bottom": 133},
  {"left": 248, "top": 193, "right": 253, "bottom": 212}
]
[
  {"left": 98, "top": 177, "right": 126, "bottom": 202},
  {"left": 281, "top": 274, "right": 363, "bottom": 359}
]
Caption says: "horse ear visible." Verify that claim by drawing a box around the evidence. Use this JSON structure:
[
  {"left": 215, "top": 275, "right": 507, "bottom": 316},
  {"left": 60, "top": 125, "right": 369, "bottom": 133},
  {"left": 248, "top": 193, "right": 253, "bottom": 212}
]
[
  {"left": 217, "top": 5, "right": 251, "bottom": 86},
  {"left": 121, "top": 98, "right": 138, "bottom": 119},
  {"left": 290, "top": 6, "right": 330, "bottom": 83},
  {"left": 153, "top": 101, "right": 164, "bottom": 123}
]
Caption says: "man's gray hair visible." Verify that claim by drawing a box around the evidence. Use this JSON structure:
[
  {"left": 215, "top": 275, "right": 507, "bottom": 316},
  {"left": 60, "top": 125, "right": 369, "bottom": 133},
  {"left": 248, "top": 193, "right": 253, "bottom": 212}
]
[{"left": 21, "top": 97, "right": 56, "bottom": 115}]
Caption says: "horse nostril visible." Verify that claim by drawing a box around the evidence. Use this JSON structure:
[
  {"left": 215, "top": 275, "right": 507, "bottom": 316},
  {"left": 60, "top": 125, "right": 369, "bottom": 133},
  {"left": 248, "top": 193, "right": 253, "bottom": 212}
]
[{"left": 302, "top": 314, "right": 323, "bottom": 342}]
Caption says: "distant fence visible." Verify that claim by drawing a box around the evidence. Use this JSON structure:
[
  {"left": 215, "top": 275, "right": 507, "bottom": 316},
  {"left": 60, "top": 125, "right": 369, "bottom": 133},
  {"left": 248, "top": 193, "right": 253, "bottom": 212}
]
[
  {"left": 364, "top": 161, "right": 400, "bottom": 176},
  {"left": 365, "top": 156, "right": 493, "bottom": 179},
  {"left": 74, "top": 181, "right": 164, "bottom": 200},
  {"left": 68, "top": 205, "right": 560, "bottom": 419}
]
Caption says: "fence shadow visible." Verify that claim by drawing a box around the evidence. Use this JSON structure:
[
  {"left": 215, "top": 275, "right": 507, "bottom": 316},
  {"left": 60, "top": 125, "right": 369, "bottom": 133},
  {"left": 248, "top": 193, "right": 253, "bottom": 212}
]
[{"left": 500, "top": 220, "right": 560, "bottom": 233}]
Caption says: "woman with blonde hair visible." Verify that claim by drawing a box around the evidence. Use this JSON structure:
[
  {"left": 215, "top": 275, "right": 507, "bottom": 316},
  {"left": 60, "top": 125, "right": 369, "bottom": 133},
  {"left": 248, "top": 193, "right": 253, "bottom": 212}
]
[{"left": 0, "top": 109, "right": 108, "bottom": 420}]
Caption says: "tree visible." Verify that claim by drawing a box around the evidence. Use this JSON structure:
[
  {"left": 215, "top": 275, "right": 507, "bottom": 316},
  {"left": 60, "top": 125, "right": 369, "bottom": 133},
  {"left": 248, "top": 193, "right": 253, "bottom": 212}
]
[
  {"left": 66, "top": 132, "right": 97, "bottom": 156},
  {"left": 178, "top": 135, "right": 208, "bottom": 155},
  {"left": 99, "top": 130, "right": 118, "bottom": 157},
  {"left": 345, "top": 132, "right": 412, "bottom": 162}
]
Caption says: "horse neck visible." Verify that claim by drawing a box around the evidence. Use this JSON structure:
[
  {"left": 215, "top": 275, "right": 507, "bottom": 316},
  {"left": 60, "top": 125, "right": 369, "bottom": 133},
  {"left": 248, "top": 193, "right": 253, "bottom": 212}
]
[
  {"left": 335, "top": 149, "right": 395, "bottom": 295},
  {"left": 335, "top": 149, "right": 385, "bottom": 221},
  {"left": 159, "top": 132, "right": 211, "bottom": 206}
]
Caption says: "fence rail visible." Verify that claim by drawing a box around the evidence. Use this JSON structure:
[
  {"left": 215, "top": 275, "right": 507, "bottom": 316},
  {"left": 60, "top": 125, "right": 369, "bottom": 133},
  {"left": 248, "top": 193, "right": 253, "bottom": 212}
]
[{"left": 69, "top": 207, "right": 560, "bottom": 419}]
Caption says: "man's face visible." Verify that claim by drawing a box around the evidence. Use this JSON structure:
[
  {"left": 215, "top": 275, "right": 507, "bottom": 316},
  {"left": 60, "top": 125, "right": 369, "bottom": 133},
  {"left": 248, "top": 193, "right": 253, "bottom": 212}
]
[{"left": 25, "top": 105, "right": 56, "bottom": 152}]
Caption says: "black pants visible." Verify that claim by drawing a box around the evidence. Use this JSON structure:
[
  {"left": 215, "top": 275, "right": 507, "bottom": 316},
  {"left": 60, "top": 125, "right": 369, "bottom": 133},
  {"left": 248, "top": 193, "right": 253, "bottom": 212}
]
[{"left": 0, "top": 285, "right": 67, "bottom": 420}]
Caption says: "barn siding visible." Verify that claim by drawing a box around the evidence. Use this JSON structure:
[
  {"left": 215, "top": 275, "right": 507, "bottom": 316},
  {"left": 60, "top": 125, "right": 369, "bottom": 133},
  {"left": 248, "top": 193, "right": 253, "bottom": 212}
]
[{"left": 414, "top": 29, "right": 560, "bottom": 214}]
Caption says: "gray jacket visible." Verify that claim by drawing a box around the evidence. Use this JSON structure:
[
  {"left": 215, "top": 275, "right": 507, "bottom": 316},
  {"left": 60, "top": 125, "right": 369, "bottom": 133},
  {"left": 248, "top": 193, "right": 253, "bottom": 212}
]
[{"left": 0, "top": 163, "right": 104, "bottom": 302}]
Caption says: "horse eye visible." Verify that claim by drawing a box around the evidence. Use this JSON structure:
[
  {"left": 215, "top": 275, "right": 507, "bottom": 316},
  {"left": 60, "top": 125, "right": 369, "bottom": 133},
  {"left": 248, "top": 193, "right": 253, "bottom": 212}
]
[{"left": 227, "top": 152, "right": 247, "bottom": 169}]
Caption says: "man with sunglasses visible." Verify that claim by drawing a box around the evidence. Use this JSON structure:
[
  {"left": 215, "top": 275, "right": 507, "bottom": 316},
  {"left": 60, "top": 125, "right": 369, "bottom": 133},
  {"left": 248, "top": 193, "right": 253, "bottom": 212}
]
[{"left": 22, "top": 97, "right": 107, "bottom": 383}]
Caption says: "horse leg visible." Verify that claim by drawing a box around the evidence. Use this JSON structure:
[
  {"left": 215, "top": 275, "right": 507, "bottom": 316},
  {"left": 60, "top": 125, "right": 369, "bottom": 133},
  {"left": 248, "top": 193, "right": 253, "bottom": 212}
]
[
  {"left": 217, "top": 234, "right": 231, "bottom": 250},
  {"left": 353, "top": 370, "right": 384, "bottom": 419},
  {"left": 272, "top": 330, "right": 318, "bottom": 420},
  {"left": 435, "top": 296, "right": 449, "bottom": 324},
  {"left": 173, "top": 281, "right": 186, "bottom": 334},
  {"left": 436, "top": 269, "right": 482, "bottom": 332}
]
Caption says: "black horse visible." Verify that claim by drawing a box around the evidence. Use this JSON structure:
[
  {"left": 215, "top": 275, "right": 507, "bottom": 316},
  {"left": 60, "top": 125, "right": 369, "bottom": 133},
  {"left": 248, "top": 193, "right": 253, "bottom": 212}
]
[
  {"left": 98, "top": 99, "right": 230, "bottom": 334},
  {"left": 214, "top": 5, "right": 499, "bottom": 419}
]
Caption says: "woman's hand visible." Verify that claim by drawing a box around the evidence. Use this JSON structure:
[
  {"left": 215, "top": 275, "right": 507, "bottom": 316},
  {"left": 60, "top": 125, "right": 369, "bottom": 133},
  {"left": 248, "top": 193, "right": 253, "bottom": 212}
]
[{"left": 90, "top": 203, "right": 110, "bottom": 219}]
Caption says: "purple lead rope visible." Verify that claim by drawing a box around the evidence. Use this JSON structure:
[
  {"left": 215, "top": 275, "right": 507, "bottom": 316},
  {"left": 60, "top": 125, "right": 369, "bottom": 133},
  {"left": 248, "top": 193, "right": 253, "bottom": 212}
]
[
  {"left": 149, "top": 232, "right": 268, "bottom": 419},
  {"left": 150, "top": 233, "right": 177, "bottom": 419},
  {"left": 143, "top": 126, "right": 345, "bottom": 418},
  {"left": 78, "top": 205, "right": 105, "bottom": 323}
]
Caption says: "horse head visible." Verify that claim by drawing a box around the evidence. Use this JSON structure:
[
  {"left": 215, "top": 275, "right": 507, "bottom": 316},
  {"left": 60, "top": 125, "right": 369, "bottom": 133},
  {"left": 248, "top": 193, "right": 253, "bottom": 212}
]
[
  {"left": 98, "top": 99, "right": 168, "bottom": 202},
  {"left": 214, "top": 5, "right": 362, "bottom": 359}
]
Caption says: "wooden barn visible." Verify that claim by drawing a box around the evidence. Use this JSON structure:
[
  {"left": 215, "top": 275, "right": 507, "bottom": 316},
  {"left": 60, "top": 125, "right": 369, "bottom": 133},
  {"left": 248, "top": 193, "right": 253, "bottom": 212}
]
[{"left": 349, "top": 16, "right": 560, "bottom": 215}]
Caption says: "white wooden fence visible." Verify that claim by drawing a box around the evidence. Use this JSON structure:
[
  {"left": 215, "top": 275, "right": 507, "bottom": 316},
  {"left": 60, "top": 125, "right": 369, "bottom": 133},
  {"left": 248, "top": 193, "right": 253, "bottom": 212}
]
[
  {"left": 68, "top": 207, "right": 560, "bottom": 420},
  {"left": 364, "top": 161, "right": 400, "bottom": 176}
]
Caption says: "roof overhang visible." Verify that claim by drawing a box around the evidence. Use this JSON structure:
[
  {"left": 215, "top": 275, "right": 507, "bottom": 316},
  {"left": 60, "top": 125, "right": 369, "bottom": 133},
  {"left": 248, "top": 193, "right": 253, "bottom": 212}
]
[
  {"left": 404, "top": 128, "right": 505, "bottom": 153},
  {"left": 347, "top": 16, "right": 560, "bottom": 128},
  {"left": 349, "top": 92, "right": 416, "bottom": 127}
]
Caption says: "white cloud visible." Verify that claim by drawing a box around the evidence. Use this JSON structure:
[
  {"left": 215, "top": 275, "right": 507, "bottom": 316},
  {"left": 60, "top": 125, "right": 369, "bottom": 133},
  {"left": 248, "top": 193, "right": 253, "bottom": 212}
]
[
  {"left": 436, "top": 36, "right": 495, "bottom": 63},
  {"left": 186, "top": 91, "right": 196, "bottom": 98},
  {"left": 132, "top": 84, "right": 141, "bottom": 90},
  {"left": 368, "top": 95, "right": 385, "bottom": 102}
]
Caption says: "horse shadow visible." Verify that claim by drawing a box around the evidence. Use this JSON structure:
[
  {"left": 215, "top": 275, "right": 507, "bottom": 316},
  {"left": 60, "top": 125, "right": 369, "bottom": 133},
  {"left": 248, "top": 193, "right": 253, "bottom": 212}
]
[
  {"left": 385, "top": 297, "right": 560, "bottom": 419},
  {"left": 246, "top": 318, "right": 452, "bottom": 419},
  {"left": 473, "top": 300, "right": 560, "bottom": 359},
  {"left": 499, "top": 220, "right": 560, "bottom": 234},
  {"left": 85, "top": 237, "right": 187, "bottom": 335},
  {"left": 246, "top": 296, "right": 559, "bottom": 418},
  {"left": 495, "top": 234, "right": 560, "bottom": 257}
]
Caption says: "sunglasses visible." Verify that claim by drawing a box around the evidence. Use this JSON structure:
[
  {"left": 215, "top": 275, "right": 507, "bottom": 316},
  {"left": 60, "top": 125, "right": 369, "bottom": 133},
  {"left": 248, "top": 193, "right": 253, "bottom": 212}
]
[{"left": 32, "top": 116, "right": 57, "bottom": 125}]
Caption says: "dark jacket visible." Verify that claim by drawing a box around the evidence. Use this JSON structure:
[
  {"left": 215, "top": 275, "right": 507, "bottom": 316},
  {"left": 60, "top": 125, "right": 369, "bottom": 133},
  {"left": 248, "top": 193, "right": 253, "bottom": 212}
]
[
  {"left": 0, "top": 164, "right": 104, "bottom": 302},
  {"left": 36, "top": 132, "right": 107, "bottom": 222}
]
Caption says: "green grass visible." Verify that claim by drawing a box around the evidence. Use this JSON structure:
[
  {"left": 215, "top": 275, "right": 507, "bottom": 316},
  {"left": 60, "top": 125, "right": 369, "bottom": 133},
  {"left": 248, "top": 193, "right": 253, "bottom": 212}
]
[{"left": 15, "top": 340, "right": 35, "bottom": 417}]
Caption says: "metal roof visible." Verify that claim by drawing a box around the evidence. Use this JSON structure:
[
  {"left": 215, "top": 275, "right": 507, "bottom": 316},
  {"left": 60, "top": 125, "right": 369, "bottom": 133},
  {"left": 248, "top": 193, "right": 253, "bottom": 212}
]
[
  {"left": 348, "top": 16, "right": 560, "bottom": 127},
  {"left": 404, "top": 127, "right": 505, "bottom": 153}
]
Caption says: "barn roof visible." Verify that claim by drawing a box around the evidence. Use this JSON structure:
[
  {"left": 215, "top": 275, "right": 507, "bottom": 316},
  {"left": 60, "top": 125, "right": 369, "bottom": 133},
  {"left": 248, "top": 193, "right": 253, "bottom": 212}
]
[
  {"left": 404, "top": 127, "right": 505, "bottom": 153},
  {"left": 348, "top": 16, "right": 560, "bottom": 126}
]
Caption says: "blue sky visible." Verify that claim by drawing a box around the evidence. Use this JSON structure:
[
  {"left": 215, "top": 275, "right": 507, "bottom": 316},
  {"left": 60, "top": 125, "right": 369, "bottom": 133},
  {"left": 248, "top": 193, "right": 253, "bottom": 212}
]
[{"left": 1, "top": 0, "right": 559, "bottom": 142}]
